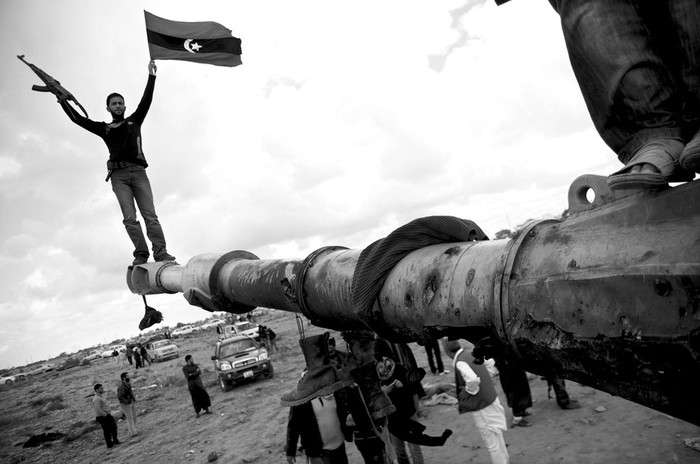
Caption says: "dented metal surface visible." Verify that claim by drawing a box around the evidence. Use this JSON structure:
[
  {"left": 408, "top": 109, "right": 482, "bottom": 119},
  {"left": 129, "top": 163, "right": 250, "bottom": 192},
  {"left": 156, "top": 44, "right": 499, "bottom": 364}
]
[{"left": 126, "top": 176, "right": 700, "bottom": 425}]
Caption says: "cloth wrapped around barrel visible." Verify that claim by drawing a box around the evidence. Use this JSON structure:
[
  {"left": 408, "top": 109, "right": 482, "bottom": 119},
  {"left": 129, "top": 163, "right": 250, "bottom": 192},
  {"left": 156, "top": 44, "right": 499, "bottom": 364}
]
[{"left": 351, "top": 215, "right": 488, "bottom": 329}]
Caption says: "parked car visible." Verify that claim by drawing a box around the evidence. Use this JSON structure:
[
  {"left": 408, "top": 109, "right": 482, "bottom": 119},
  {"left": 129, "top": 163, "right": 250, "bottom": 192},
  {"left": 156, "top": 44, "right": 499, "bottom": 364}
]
[
  {"left": 57, "top": 357, "right": 80, "bottom": 371},
  {"left": 172, "top": 325, "right": 199, "bottom": 337},
  {"left": 0, "top": 374, "right": 16, "bottom": 385},
  {"left": 199, "top": 319, "right": 225, "bottom": 330},
  {"left": 147, "top": 340, "right": 179, "bottom": 362},
  {"left": 217, "top": 322, "right": 260, "bottom": 341},
  {"left": 233, "top": 322, "right": 259, "bottom": 337},
  {"left": 84, "top": 349, "right": 102, "bottom": 361},
  {"left": 27, "top": 363, "right": 55, "bottom": 376},
  {"left": 211, "top": 335, "right": 273, "bottom": 392},
  {"left": 101, "top": 345, "right": 126, "bottom": 358},
  {"left": 13, "top": 372, "right": 28, "bottom": 381}
]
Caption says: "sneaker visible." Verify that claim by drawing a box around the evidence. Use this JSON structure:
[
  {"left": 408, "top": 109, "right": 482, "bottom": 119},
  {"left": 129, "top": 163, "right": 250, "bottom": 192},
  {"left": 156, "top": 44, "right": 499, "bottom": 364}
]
[
  {"left": 132, "top": 254, "right": 148, "bottom": 265},
  {"left": 154, "top": 253, "right": 176, "bottom": 262}
]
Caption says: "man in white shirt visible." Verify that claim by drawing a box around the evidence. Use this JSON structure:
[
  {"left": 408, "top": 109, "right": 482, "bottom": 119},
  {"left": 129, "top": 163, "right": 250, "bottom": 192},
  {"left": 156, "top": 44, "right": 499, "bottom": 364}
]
[{"left": 443, "top": 339, "right": 509, "bottom": 464}]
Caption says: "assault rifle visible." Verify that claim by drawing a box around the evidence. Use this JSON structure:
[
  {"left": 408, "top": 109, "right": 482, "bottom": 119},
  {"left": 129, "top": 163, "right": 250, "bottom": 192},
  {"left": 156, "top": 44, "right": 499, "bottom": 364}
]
[{"left": 17, "top": 54, "right": 88, "bottom": 118}]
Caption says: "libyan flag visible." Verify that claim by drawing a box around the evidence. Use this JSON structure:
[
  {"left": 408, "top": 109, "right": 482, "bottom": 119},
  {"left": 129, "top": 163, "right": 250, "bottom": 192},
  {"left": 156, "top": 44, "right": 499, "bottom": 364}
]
[{"left": 144, "top": 11, "right": 242, "bottom": 67}]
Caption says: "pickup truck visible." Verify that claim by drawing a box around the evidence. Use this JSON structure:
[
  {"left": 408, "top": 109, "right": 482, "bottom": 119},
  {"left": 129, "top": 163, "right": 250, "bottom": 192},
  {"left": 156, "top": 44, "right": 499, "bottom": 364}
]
[
  {"left": 217, "top": 322, "right": 260, "bottom": 341},
  {"left": 199, "top": 319, "right": 225, "bottom": 330},
  {"left": 211, "top": 335, "right": 273, "bottom": 391},
  {"left": 101, "top": 345, "right": 126, "bottom": 358},
  {"left": 172, "top": 325, "right": 199, "bottom": 337},
  {"left": 147, "top": 340, "right": 179, "bottom": 362}
]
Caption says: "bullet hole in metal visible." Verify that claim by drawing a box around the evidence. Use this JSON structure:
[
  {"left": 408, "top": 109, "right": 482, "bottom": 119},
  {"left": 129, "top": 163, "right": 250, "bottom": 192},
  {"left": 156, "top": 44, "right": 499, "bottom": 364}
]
[
  {"left": 568, "top": 259, "right": 577, "bottom": 268},
  {"left": 654, "top": 278, "right": 672, "bottom": 297},
  {"left": 466, "top": 269, "right": 475, "bottom": 286},
  {"left": 423, "top": 274, "right": 438, "bottom": 306},
  {"left": 529, "top": 229, "right": 537, "bottom": 237},
  {"left": 425, "top": 274, "right": 438, "bottom": 292},
  {"left": 444, "top": 246, "right": 461, "bottom": 255},
  {"left": 404, "top": 292, "right": 414, "bottom": 307}
]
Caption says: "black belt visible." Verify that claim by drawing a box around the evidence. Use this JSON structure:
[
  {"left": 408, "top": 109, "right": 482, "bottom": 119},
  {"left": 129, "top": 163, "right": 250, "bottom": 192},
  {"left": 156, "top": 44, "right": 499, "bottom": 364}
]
[{"left": 105, "top": 161, "right": 141, "bottom": 182}]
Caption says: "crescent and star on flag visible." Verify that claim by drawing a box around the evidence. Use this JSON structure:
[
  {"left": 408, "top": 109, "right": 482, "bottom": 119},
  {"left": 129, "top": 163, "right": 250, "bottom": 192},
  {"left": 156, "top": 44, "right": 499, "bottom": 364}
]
[
  {"left": 184, "top": 39, "right": 202, "bottom": 53},
  {"left": 144, "top": 10, "right": 242, "bottom": 67}
]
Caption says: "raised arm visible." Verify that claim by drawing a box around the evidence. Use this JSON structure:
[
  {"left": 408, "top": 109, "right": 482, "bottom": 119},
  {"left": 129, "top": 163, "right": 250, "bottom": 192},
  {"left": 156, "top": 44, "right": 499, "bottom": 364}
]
[
  {"left": 131, "top": 61, "right": 157, "bottom": 124},
  {"left": 58, "top": 97, "right": 103, "bottom": 136}
]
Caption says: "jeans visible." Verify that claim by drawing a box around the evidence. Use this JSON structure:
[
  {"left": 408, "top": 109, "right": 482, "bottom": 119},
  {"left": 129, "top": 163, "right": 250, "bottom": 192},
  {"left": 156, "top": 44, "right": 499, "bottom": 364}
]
[
  {"left": 110, "top": 165, "right": 167, "bottom": 258},
  {"left": 550, "top": 0, "right": 700, "bottom": 163}
]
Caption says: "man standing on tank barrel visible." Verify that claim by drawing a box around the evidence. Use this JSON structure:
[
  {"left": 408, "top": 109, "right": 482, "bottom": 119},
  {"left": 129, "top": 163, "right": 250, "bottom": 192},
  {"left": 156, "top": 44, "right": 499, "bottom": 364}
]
[{"left": 57, "top": 60, "right": 175, "bottom": 265}]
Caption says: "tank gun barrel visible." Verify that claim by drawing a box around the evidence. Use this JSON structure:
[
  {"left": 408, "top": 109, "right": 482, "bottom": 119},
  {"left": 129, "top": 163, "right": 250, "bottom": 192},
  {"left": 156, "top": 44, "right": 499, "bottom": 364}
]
[{"left": 127, "top": 176, "right": 700, "bottom": 424}]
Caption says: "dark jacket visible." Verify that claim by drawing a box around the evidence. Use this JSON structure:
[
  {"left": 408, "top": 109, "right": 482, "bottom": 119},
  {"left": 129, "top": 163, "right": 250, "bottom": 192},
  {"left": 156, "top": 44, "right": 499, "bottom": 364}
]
[
  {"left": 60, "top": 75, "right": 155, "bottom": 167},
  {"left": 285, "top": 393, "right": 350, "bottom": 457},
  {"left": 380, "top": 363, "right": 416, "bottom": 419},
  {"left": 117, "top": 380, "right": 136, "bottom": 405}
]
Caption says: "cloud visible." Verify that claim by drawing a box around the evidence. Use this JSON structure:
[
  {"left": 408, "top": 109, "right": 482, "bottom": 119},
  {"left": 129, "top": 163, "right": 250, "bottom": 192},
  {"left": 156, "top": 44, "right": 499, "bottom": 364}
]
[{"left": 0, "top": 0, "right": 623, "bottom": 369}]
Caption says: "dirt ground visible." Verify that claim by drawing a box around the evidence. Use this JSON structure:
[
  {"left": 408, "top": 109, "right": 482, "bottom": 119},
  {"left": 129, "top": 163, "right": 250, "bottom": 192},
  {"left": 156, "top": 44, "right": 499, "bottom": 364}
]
[{"left": 1, "top": 310, "right": 698, "bottom": 464}]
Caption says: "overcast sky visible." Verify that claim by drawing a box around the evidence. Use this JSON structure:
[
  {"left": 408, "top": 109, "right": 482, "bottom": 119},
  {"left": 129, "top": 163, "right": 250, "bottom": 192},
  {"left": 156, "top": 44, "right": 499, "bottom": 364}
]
[{"left": 0, "top": 0, "right": 620, "bottom": 370}]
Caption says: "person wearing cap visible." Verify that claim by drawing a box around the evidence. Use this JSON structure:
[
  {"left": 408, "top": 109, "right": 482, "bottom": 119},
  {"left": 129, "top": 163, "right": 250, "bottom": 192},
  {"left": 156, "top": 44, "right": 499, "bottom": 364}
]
[{"left": 443, "top": 339, "right": 509, "bottom": 464}]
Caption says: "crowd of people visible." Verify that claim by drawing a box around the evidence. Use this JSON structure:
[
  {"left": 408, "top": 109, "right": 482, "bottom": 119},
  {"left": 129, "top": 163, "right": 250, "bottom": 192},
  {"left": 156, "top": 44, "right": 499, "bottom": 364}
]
[
  {"left": 89, "top": 320, "right": 273, "bottom": 450},
  {"left": 280, "top": 331, "right": 579, "bottom": 464},
  {"left": 282, "top": 331, "right": 580, "bottom": 464},
  {"left": 90, "top": 321, "right": 581, "bottom": 463}
]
